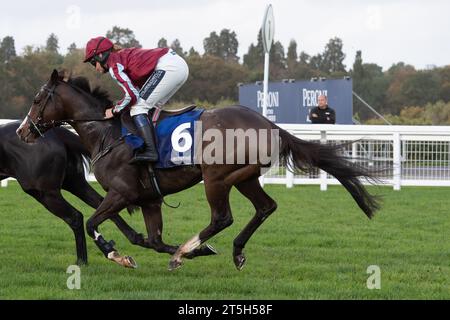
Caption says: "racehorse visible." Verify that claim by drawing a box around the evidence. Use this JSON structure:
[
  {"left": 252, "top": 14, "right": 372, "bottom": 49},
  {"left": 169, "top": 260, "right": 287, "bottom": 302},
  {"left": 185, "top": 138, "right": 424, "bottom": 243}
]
[
  {"left": 0, "top": 121, "right": 168, "bottom": 265},
  {"left": 17, "top": 70, "right": 380, "bottom": 271},
  {"left": 0, "top": 121, "right": 97, "bottom": 264}
]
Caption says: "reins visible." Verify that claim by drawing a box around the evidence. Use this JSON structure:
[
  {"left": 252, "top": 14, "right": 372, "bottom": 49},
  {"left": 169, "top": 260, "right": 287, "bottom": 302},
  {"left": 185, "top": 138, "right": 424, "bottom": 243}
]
[{"left": 27, "top": 78, "right": 176, "bottom": 208}]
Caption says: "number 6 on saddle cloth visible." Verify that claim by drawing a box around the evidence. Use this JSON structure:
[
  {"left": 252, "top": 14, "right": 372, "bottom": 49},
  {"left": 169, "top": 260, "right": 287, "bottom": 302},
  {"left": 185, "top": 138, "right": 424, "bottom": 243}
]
[{"left": 120, "top": 107, "right": 204, "bottom": 169}]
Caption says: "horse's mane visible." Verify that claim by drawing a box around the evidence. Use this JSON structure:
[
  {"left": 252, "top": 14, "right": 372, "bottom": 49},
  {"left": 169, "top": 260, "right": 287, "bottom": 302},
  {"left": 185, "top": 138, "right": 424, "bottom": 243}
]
[{"left": 66, "top": 76, "right": 112, "bottom": 109}]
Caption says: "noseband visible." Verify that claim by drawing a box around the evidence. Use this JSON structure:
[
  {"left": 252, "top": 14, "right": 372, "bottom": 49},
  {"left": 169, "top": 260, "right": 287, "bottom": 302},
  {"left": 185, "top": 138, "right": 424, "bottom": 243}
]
[
  {"left": 26, "top": 83, "right": 61, "bottom": 137},
  {"left": 26, "top": 81, "right": 110, "bottom": 138}
]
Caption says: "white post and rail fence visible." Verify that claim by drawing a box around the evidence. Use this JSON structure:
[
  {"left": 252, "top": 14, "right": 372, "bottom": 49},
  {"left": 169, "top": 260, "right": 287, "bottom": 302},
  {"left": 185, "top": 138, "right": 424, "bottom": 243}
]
[{"left": 2, "top": 119, "right": 450, "bottom": 190}]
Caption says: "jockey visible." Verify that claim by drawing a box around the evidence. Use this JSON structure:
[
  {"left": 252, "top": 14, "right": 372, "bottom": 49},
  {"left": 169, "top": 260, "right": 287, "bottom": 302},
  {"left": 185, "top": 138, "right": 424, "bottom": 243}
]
[{"left": 83, "top": 36, "right": 189, "bottom": 164}]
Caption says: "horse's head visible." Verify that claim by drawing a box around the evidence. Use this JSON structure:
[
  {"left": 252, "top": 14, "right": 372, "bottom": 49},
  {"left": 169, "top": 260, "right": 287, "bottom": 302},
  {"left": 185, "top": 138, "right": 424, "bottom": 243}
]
[{"left": 17, "top": 69, "right": 67, "bottom": 143}]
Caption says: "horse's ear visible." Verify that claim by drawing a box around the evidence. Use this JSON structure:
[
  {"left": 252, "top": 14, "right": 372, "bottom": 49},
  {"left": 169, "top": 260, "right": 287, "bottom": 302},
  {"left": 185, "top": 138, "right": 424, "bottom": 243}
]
[
  {"left": 50, "top": 69, "right": 59, "bottom": 84},
  {"left": 65, "top": 70, "right": 73, "bottom": 83},
  {"left": 57, "top": 69, "right": 70, "bottom": 82}
]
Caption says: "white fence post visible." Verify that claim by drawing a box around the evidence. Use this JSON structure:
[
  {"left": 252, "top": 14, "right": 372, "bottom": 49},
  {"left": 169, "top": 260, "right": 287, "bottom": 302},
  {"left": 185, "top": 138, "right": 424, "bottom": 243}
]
[
  {"left": 259, "top": 175, "right": 265, "bottom": 188},
  {"left": 393, "top": 132, "right": 401, "bottom": 191},
  {"left": 352, "top": 141, "right": 358, "bottom": 162},
  {"left": 286, "top": 157, "right": 294, "bottom": 188},
  {"left": 320, "top": 130, "right": 328, "bottom": 191}
]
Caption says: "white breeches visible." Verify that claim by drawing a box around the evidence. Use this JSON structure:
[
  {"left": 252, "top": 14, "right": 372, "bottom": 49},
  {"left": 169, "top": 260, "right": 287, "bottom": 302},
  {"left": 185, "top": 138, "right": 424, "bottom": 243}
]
[{"left": 130, "top": 50, "right": 189, "bottom": 117}]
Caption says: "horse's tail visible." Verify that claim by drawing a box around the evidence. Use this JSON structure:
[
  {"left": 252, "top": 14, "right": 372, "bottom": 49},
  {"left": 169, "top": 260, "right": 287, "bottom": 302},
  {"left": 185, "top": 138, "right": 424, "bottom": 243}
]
[{"left": 277, "top": 127, "right": 381, "bottom": 219}]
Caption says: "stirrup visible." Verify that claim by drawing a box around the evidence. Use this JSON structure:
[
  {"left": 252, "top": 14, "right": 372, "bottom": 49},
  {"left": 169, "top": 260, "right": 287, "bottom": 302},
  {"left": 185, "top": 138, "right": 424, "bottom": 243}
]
[{"left": 129, "top": 151, "right": 158, "bottom": 164}]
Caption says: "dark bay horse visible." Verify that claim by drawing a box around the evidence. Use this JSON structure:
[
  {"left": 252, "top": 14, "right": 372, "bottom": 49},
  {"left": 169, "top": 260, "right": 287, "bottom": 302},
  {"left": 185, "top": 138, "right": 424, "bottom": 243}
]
[
  {"left": 0, "top": 121, "right": 97, "bottom": 264},
  {"left": 0, "top": 121, "right": 161, "bottom": 265},
  {"left": 17, "top": 70, "right": 380, "bottom": 271}
]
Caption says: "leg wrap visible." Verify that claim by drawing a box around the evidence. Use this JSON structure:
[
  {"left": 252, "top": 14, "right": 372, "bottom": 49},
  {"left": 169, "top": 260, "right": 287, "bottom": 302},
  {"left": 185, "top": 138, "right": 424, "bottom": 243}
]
[{"left": 95, "top": 235, "right": 116, "bottom": 257}]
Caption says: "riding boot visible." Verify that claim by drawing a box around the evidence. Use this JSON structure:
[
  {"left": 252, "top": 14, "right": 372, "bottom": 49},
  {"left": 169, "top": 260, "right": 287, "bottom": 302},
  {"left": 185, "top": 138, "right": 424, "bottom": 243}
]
[{"left": 129, "top": 114, "right": 159, "bottom": 164}]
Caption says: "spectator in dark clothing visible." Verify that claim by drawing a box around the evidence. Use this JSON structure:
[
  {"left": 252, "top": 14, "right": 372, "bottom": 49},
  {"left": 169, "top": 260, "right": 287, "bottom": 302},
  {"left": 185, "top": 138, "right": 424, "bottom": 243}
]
[{"left": 309, "top": 95, "right": 336, "bottom": 124}]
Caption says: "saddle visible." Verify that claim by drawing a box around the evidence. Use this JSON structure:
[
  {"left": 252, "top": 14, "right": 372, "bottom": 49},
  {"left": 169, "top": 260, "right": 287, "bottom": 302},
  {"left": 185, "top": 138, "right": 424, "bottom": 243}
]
[
  {"left": 117, "top": 105, "right": 203, "bottom": 199},
  {"left": 120, "top": 105, "right": 198, "bottom": 136}
]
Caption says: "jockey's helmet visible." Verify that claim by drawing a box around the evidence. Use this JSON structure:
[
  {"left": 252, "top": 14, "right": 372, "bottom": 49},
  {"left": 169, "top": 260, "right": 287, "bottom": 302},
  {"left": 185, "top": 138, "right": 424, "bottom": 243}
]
[{"left": 83, "top": 37, "right": 114, "bottom": 66}]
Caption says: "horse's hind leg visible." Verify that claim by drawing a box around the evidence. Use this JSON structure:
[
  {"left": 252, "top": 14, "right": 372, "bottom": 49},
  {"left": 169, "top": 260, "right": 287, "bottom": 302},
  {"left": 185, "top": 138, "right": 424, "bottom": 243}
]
[
  {"left": 141, "top": 201, "right": 217, "bottom": 258},
  {"left": 233, "top": 177, "right": 277, "bottom": 270},
  {"left": 141, "top": 201, "right": 178, "bottom": 255},
  {"left": 169, "top": 180, "right": 233, "bottom": 270},
  {"left": 25, "top": 189, "right": 88, "bottom": 266}
]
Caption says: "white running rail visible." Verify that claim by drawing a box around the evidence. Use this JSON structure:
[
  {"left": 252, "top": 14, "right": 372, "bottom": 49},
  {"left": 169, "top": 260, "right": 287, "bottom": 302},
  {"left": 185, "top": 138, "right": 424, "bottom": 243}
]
[{"left": 2, "top": 119, "right": 450, "bottom": 190}]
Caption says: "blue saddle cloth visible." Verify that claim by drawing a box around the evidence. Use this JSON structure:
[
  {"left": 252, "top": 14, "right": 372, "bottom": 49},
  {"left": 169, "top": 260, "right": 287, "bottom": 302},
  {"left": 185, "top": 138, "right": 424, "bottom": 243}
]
[{"left": 121, "top": 109, "right": 204, "bottom": 168}]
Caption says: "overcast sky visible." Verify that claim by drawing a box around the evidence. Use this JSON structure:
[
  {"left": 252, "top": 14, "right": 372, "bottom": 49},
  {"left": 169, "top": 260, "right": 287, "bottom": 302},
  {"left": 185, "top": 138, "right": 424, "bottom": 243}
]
[{"left": 1, "top": 0, "right": 448, "bottom": 71}]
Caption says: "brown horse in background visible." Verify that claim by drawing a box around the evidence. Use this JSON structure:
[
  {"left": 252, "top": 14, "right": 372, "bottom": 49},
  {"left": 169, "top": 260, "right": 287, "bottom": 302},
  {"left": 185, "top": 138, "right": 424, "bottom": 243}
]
[{"left": 17, "top": 70, "right": 380, "bottom": 271}]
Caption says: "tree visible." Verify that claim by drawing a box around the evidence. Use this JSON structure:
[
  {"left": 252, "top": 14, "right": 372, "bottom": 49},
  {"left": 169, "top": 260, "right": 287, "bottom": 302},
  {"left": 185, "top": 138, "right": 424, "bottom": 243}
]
[
  {"left": 352, "top": 50, "right": 364, "bottom": 79},
  {"left": 170, "top": 39, "right": 185, "bottom": 57},
  {"left": 180, "top": 54, "right": 249, "bottom": 103},
  {"left": 243, "top": 29, "right": 264, "bottom": 70},
  {"left": 385, "top": 62, "right": 417, "bottom": 114},
  {"left": 0, "top": 36, "right": 17, "bottom": 63},
  {"left": 350, "top": 50, "right": 389, "bottom": 120},
  {"left": 157, "top": 38, "right": 168, "bottom": 48},
  {"left": 299, "top": 51, "right": 310, "bottom": 65},
  {"left": 401, "top": 71, "right": 440, "bottom": 107},
  {"left": 46, "top": 33, "right": 60, "bottom": 54},
  {"left": 203, "top": 31, "right": 221, "bottom": 57},
  {"left": 321, "top": 37, "right": 346, "bottom": 73},
  {"left": 438, "top": 66, "right": 450, "bottom": 102},
  {"left": 424, "top": 101, "right": 450, "bottom": 125},
  {"left": 309, "top": 54, "right": 323, "bottom": 71},
  {"left": 287, "top": 50, "right": 318, "bottom": 81},
  {"left": 203, "top": 29, "right": 239, "bottom": 62},
  {"left": 286, "top": 39, "right": 298, "bottom": 70},
  {"left": 187, "top": 47, "right": 200, "bottom": 58},
  {"left": 219, "top": 29, "right": 239, "bottom": 62},
  {"left": 106, "top": 26, "right": 142, "bottom": 48},
  {"left": 269, "top": 41, "right": 286, "bottom": 78},
  {"left": 67, "top": 43, "right": 78, "bottom": 54}
]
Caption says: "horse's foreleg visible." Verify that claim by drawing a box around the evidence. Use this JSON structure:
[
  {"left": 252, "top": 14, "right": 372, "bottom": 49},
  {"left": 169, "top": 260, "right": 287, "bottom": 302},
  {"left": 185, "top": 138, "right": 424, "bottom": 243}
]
[
  {"left": 26, "top": 189, "right": 88, "bottom": 266},
  {"left": 233, "top": 177, "right": 277, "bottom": 270},
  {"left": 85, "top": 190, "right": 137, "bottom": 268},
  {"left": 168, "top": 180, "right": 232, "bottom": 270},
  {"left": 63, "top": 178, "right": 150, "bottom": 248},
  {"left": 63, "top": 177, "right": 103, "bottom": 209}
]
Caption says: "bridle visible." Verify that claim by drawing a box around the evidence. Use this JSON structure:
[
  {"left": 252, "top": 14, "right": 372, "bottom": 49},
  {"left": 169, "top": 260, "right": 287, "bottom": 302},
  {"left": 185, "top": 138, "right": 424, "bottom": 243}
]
[
  {"left": 26, "top": 83, "right": 59, "bottom": 138},
  {"left": 25, "top": 81, "right": 110, "bottom": 138},
  {"left": 25, "top": 78, "right": 173, "bottom": 207}
]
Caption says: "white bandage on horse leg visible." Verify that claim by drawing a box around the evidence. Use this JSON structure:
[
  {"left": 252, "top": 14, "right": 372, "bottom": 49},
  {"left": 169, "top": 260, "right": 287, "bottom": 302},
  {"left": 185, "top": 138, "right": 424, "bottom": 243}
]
[{"left": 181, "top": 234, "right": 201, "bottom": 254}]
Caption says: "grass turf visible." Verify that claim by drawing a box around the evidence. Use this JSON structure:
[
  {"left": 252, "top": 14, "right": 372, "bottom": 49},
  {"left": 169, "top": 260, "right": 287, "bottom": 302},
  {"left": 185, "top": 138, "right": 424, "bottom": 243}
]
[{"left": 0, "top": 182, "right": 449, "bottom": 299}]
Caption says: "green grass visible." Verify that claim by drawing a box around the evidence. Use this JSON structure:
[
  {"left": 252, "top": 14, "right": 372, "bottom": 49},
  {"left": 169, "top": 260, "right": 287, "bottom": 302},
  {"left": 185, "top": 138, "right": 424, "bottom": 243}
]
[{"left": 0, "top": 182, "right": 449, "bottom": 299}]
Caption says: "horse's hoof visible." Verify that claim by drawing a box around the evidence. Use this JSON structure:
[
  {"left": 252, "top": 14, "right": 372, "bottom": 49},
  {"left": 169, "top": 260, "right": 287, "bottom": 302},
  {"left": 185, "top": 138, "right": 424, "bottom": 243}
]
[
  {"left": 234, "top": 254, "right": 246, "bottom": 271},
  {"left": 205, "top": 243, "right": 218, "bottom": 255},
  {"left": 108, "top": 251, "right": 137, "bottom": 269},
  {"left": 123, "top": 256, "right": 138, "bottom": 269},
  {"left": 184, "top": 243, "right": 218, "bottom": 260},
  {"left": 168, "top": 259, "right": 183, "bottom": 271}
]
